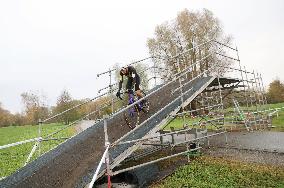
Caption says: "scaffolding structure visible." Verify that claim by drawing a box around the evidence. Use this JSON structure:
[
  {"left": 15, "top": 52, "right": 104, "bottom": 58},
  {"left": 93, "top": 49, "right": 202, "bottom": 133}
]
[
  {"left": 0, "top": 39, "right": 281, "bottom": 186},
  {"left": 89, "top": 40, "right": 280, "bottom": 186}
]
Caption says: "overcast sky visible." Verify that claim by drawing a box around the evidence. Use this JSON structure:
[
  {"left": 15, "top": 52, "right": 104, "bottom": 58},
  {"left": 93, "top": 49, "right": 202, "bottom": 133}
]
[{"left": 0, "top": 0, "right": 283, "bottom": 113}]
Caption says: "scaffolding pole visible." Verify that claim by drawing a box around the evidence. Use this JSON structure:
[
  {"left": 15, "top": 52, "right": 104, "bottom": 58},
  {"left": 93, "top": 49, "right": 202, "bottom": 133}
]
[{"left": 111, "top": 147, "right": 201, "bottom": 176}]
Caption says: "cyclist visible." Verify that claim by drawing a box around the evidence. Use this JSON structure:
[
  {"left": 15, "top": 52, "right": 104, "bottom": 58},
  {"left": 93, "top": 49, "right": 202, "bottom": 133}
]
[{"left": 116, "top": 66, "right": 143, "bottom": 101}]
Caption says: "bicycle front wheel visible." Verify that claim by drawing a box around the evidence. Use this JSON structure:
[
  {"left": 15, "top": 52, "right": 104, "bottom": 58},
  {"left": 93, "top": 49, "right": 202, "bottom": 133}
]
[{"left": 123, "top": 105, "right": 140, "bottom": 129}]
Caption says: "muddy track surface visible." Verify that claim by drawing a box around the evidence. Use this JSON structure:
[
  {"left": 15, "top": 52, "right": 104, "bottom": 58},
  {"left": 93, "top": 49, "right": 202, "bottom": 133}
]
[{"left": 0, "top": 76, "right": 214, "bottom": 188}]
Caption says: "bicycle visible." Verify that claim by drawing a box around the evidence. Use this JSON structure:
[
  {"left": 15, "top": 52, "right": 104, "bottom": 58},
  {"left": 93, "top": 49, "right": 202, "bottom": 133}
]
[{"left": 119, "top": 89, "right": 150, "bottom": 129}]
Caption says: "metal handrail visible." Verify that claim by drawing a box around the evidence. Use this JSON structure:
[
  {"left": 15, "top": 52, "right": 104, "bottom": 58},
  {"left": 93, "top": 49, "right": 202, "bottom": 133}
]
[
  {"left": 42, "top": 91, "right": 109, "bottom": 123},
  {"left": 40, "top": 38, "right": 235, "bottom": 128},
  {"left": 38, "top": 38, "right": 219, "bottom": 128},
  {"left": 0, "top": 45, "right": 222, "bottom": 150},
  {"left": 0, "top": 39, "right": 236, "bottom": 152},
  {"left": 0, "top": 137, "right": 42, "bottom": 150},
  {"left": 107, "top": 49, "right": 216, "bottom": 123}
]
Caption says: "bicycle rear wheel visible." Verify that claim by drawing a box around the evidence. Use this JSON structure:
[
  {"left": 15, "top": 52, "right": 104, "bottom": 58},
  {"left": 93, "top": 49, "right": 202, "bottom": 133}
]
[
  {"left": 141, "top": 91, "right": 150, "bottom": 113},
  {"left": 124, "top": 105, "right": 140, "bottom": 129}
]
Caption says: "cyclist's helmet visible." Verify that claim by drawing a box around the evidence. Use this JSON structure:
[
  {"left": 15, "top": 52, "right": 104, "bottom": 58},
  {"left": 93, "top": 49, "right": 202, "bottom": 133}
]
[{"left": 120, "top": 67, "right": 127, "bottom": 76}]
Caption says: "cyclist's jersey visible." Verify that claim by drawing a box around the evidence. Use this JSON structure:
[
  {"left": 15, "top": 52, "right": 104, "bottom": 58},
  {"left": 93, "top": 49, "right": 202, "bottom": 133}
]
[{"left": 118, "top": 66, "right": 140, "bottom": 91}]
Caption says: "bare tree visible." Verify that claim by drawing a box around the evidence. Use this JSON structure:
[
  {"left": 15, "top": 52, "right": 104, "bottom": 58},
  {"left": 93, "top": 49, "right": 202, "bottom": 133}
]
[
  {"left": 147, "top": 8, "right": 232, "bottom": 77},
  {"left": 0, "top": 102, "right": 14, "bottom": 127},
  {"left": 53, "top": 90, "right": 80, "bottom": 125},
  {"left": 21, "top": 91, "right": 49, "bottom": 125}
]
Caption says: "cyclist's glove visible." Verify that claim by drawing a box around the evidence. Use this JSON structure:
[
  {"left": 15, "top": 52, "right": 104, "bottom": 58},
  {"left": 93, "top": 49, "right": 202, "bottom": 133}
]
[
  {"left": 116, "top": 91, "right": 122, "bottom": 100},
  {"left": 116, "top": 91, "right": 120, "bottom": 97}
]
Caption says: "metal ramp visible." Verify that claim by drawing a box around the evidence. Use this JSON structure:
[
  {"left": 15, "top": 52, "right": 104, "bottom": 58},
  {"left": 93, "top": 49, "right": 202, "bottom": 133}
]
[{"left": 0, "top": 75, "right": 216, "bottom": 188}]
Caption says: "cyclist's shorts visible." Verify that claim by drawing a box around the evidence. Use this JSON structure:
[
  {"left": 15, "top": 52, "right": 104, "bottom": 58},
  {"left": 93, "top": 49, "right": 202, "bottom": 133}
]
[{"left": 127, "top": 76, "right": 140, "bottom": 91}]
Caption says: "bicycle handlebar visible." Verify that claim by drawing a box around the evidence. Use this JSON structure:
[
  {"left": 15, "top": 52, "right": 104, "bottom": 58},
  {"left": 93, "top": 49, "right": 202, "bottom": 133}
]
[{"left": 117, "top": 90, "right": 135, "bottom": 100}]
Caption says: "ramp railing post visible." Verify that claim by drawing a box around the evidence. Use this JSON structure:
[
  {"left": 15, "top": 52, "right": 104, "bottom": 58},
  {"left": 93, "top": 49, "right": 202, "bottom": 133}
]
[
  {"left": 176, "top": 54, "right": 188, "bottom": 143},
  {"left": 252, "top": 70, "right": 259, "bottom": 112},
  {"left": 253, "top": 70, "right": 262, "bottom": 129},
  {"left": 88, "top": 116, "right": 111, "bottom": 188},
  {"left": 109, "top": 68, "right": 114, "bottom": 115},
  {"left": 260, "top": 73, "right": 271, "bottom": 127},
  {"left": 104, "top": 116, "right": 111, "bottom": 188},
  {"left": 244, "top": 66, "right": 254, "bottom": 108},
  {"left": 246, "top": 66, "right": 258, "bottom": 130},
  {"left": 256, "top": 72, "right": 266, "bottom": 128},
  {"left": 216, "top": 71, "right": 227, "bottom": 143},
  {"left": 237, "top": 46, "right": 249, "bottom": 112},
  {"left": 38, "top": 119, "right": 42, "bottom": 156},
  {"left": 154, "top": 61, "right": 157, "bottom": 86},
  {"left": 24, "top": 119, "right": 43, "bottom": 166}
]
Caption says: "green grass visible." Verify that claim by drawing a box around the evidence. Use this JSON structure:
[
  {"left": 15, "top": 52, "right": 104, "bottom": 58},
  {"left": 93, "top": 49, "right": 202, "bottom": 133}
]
[
  {"left": 164, "top": 102, "right": 284, "bottom": 131},
  {"left": 164, "top": 116, "right": 222, "bottom": 131},
  {"left": 0, "top": 123, "right": 75, "bottom": 177},
  {"left": 164, "top": 118, "right": 190, "bottom": 130},
  {"left": 154, "top": 156, "right": 284, "bottom": 188},
  {"left": 163, "top": 117, "right": 200, "bottom": 130},
  {"left": 258, "top": 102, "right": 284, "bottom": 131},
  {"left": 233, "top": 102, "right": 284, "bottom": 131},
  {"left": 271, "top": 110, "right": 284, "bottom": 131},
  {"left": 264, "top": 102, "right": 284, "bottom": 109}
]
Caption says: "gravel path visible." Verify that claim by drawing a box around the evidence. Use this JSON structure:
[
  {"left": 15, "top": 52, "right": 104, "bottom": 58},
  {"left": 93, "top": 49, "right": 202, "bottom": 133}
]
[
  {"left": 204, "top": 131, "right": 284, "bottom": 166},
  {"left": 209, "top": 131, "right": 284, "bottom": 153},
  {"left": 74, "top": 120, "right": 97, "bottom": 133}
]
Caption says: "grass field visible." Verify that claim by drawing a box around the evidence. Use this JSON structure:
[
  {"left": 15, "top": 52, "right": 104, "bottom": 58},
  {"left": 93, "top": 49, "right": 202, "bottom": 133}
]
[
  {"left": 164, "top": 102, "right": 284, "bottom": 131},
  {"left": 266, "top": 102, "right": 284, "bottom": 131},
  {"left": 0, "top": 123, "right": 75, "bottom": 177},
  {"left": 163, "top": 117, "right": 220, "bottom": 130},
  {"left": 154, "top": 156, "right": 284, "bottom": 188},
  {"left": 1, "top": 102, "right": 284, "bottom": 179}
]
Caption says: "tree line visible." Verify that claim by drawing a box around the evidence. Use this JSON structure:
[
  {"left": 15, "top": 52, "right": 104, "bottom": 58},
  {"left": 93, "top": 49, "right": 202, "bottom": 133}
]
[
  {"left": 0, "top": 90, "right": 112, "bottom": 127},
  {"left": 0, "top": 62, "right": 149, "bottom": 128},
  {"left": 1, "top": 78, "right": 283, "bottom": 128}
]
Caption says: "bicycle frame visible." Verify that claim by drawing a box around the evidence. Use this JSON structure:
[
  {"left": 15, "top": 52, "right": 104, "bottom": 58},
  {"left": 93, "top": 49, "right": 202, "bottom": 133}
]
[
  {"left": 127, "top": 91, "right": 142, "bottom": 116},
  {"left": 123, "top": 89, "right": 149, "bottom": 129}
]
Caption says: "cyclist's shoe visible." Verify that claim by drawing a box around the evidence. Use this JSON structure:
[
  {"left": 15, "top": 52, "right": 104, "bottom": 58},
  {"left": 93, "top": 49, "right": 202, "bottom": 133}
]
[
  {"left": 137, "top": 97, "right": 146, "bottom": 106},
  {"left": 134, "top": 104, "right": 140, "bottom": 112},
  {"left": 141, "top": 108, "right": 147, "bottom": 113},
  {"left": 141, "top": 101, "right": 149, "bottom": 113},
  {"left": 141, "top": 99, "right": 147, "bottom": 107}
]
